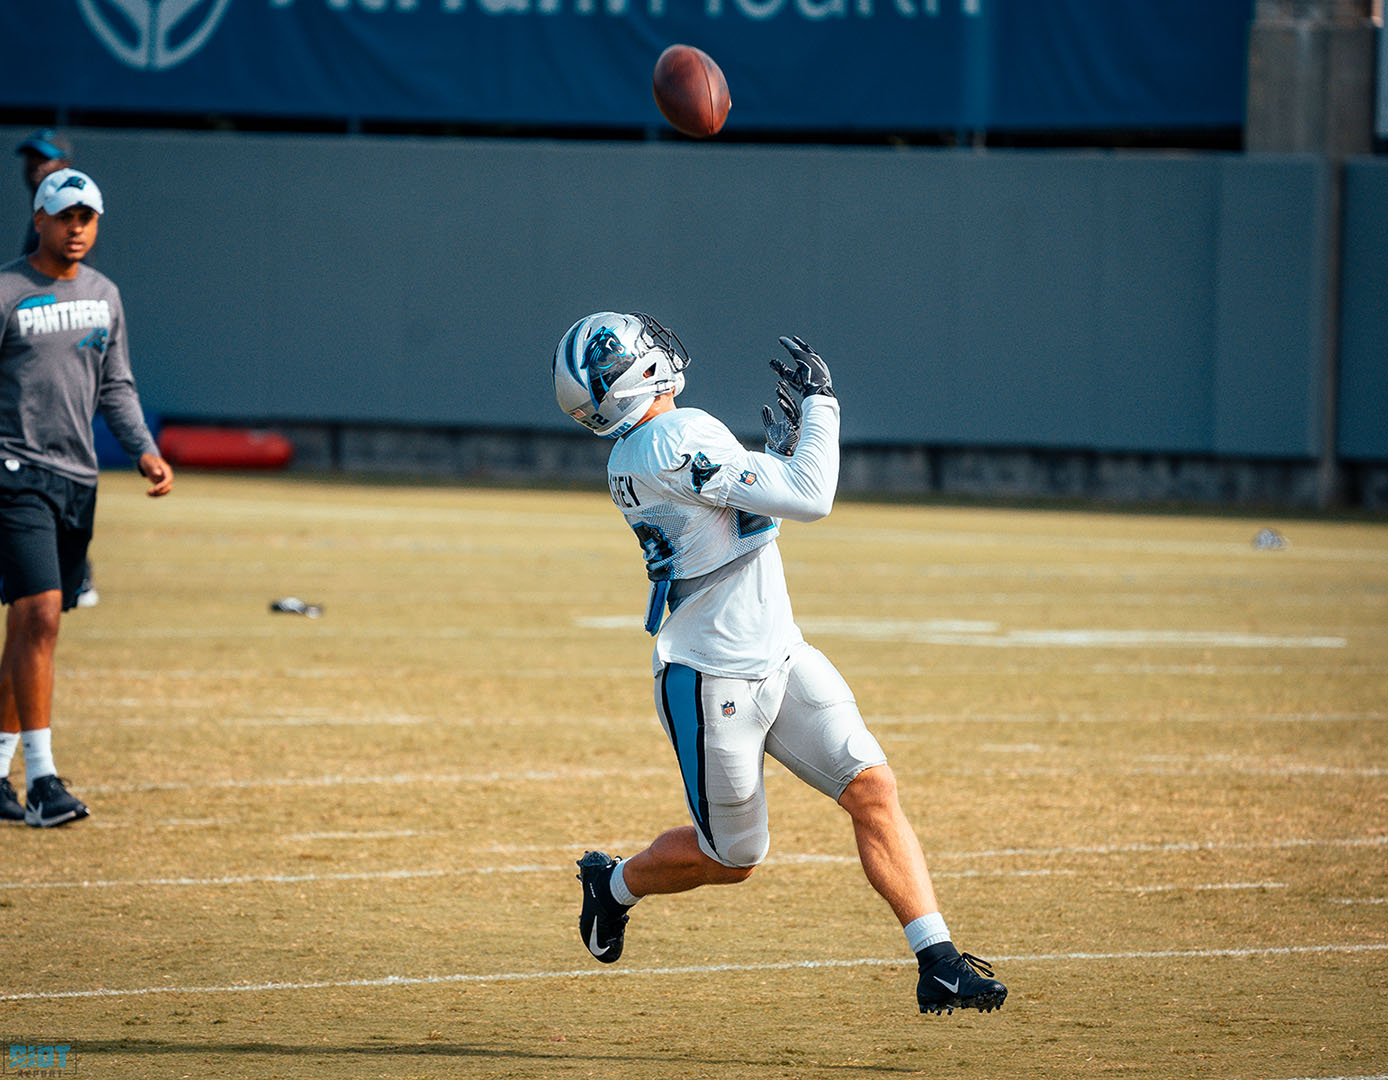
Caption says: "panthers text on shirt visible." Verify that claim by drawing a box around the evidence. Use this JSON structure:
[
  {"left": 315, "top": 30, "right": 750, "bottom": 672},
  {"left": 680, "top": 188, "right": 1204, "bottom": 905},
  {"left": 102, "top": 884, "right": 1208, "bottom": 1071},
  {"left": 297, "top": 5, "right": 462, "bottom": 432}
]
[{"left": 15, "top": 298, "right": 112, "bottom": 337}]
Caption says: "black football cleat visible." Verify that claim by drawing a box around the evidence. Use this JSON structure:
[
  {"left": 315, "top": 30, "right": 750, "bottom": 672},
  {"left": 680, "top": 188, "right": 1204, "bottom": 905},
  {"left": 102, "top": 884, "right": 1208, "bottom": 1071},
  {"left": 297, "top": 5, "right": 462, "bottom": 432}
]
[
  {"left": 916, "top": 942, "right": 1007, "bottom": 1015},
  {"left": 24, "top": 775, "right": 90, "bottom": 828},
  {"left": 576, "top": 850, "right": 631, "bottom": 964}
]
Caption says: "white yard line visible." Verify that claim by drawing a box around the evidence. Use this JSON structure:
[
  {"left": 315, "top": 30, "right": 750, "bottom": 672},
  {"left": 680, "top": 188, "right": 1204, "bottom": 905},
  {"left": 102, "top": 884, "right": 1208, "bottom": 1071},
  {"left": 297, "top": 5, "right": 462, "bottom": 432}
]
[
  {"left": 80, "top": 766, "right": 663, "bottom": 794},
  {"left": 0, "top": 861, "right": 1073, "bottom": 892},
  {"left": 3, "top": 942, "right": 1384, "bottom": 1003},
  {"left": 1123, "top": 881, "right": 1288, "bottom": 894},
  {"left": 943, "top": 835, "right": 1388, "bottom": 859},
  {"left": 1267, "top": 1076, "right": 1388, "bottom": 1080},
  {"left": 575, "top": 615, "right": 1349, "bottom": 649},
  {"left": 872, "top": 710, "right": 1385, "bottom": 724},
  {"left": 5, "top": 834, "right": 1384, "bottom": 892}
]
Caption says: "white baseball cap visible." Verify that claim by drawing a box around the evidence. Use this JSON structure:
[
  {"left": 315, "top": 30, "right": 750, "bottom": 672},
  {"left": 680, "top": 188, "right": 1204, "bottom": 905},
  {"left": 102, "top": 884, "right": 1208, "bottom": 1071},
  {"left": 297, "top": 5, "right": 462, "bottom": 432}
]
[{"left": 33, "top": 168, "right": 104, "bottom": 216}]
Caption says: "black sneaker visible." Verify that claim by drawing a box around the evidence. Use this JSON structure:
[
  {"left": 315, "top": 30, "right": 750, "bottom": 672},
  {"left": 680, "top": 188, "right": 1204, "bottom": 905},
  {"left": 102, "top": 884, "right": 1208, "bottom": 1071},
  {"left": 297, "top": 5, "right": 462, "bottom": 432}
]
[
  {"left": 0, "top": 778, "right": 24, "bottom": 823},
  {"left": 916, "top": 942, "right": 1007, "bottom": 1015},
  {"left": 24, "top": 775, "right": 90, "bottom": 828},
  {"left": 576, "top": 850, "right": 631, "bottom": 964}
]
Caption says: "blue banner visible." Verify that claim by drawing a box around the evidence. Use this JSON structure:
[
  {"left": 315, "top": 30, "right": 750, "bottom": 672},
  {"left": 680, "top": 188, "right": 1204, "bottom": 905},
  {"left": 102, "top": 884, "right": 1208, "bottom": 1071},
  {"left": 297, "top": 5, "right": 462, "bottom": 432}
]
[{"left": 0, "top": 1, "right": 1252, "bottom": 132}]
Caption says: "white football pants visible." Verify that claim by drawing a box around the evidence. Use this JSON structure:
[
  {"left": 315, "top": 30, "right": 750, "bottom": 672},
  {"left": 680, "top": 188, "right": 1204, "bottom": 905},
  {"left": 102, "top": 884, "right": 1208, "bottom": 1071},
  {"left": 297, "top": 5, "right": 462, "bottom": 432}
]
[{"left": 653, "top": 641, "right": 887, "bottom": 868}]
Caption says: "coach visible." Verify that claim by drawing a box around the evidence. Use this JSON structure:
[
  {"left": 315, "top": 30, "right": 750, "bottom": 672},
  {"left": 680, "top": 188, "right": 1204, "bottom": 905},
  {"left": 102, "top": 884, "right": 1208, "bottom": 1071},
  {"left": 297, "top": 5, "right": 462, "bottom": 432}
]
[{"left": 0, "top": 168, "right": 172, "bottom": 827}]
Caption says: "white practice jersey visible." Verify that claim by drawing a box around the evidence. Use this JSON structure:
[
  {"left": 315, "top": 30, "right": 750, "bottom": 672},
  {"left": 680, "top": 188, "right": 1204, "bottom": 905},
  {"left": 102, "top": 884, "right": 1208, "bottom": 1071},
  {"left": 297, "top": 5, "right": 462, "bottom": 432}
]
[{"left": 606, "top": 395, "right": 841, "bottom": 678}]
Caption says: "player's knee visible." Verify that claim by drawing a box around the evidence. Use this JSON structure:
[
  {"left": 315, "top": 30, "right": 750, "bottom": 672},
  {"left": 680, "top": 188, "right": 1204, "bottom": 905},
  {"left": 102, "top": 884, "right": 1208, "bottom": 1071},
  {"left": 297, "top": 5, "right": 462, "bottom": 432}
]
[
  {"left": 839, "top": 763, "right": 900, "bottom": 819},
  {"left": 10, "top": 592, "right": 61, "bottom": 643},
  {"left": 717, "top": 829, "right": 770, "bottom": 872}
]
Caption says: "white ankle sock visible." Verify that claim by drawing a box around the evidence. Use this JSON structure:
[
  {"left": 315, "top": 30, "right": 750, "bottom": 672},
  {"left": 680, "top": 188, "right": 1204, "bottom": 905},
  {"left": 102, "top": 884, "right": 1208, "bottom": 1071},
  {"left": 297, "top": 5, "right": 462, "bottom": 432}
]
[
  {"left": 609, "top": 858, "right": 640, "bottom": 907},
  {"left": 20, "top": 728, "right": 56, "bottom": 783},
  {"left": 0, "top": 732, "right": 18, "bottom": 774},
  {"left": 904, "top": 912, "right": 950, "bottom": 953}
]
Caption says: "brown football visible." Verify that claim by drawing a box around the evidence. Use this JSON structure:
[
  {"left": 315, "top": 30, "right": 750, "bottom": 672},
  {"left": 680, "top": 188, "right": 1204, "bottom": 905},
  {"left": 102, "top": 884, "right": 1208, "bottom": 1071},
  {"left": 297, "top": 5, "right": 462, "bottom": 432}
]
[{"left": 652, "top": 44, "right": 731, "bottom": 138}]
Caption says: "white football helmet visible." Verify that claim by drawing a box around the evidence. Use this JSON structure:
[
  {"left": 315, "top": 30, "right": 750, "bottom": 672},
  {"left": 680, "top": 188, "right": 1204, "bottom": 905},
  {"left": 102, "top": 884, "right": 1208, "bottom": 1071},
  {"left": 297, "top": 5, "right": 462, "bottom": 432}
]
[{"left": 553, "top": 311, "right": 691, "bottom": 438}]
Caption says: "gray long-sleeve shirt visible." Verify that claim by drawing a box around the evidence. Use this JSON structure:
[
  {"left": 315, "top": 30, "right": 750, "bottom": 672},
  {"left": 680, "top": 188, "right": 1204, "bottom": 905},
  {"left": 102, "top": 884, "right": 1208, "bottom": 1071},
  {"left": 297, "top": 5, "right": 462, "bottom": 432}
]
[{"left": 0, "top": 256, "right": 158, "bottom": 486}]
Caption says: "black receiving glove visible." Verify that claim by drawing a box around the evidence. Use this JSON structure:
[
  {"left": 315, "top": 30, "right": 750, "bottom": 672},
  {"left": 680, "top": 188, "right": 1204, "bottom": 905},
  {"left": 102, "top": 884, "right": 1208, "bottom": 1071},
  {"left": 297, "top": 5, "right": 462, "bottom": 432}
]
[
  {"left": 761, "top": 380, "right": 802, "bottom": 457},
  {"left": 769, "top": 335, "right": 834, "bottom": 399}
]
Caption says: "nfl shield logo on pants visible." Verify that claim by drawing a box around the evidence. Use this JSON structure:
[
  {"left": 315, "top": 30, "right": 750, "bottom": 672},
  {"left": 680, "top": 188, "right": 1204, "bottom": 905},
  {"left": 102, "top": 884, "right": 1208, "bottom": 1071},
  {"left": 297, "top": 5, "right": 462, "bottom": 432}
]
[{"left": 722, "top": 701, "right": 736, "bottom": 717}]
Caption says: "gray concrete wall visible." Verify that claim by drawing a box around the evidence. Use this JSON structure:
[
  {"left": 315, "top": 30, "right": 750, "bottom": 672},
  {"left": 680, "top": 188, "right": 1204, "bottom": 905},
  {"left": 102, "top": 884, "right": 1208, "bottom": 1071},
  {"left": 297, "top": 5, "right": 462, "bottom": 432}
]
[
  {"left": 1340, "top": 158, "right": 1388, "bottom": 463},
  {"left": 3, "top": 127, "right": 1383, "bottom": 480}
]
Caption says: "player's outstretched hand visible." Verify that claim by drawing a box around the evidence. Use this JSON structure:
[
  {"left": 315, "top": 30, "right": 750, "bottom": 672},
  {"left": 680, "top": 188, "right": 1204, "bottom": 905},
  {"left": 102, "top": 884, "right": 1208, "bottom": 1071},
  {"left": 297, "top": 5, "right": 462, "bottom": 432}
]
[
  {"left": 138, "top": 452, "right": 174, "bottom": 497},
  {"left": 761, "top": 380, "right": 802, "bottom": 456},
  {"left": 770, "top": 335, "right": 834, "bottom": 399}
]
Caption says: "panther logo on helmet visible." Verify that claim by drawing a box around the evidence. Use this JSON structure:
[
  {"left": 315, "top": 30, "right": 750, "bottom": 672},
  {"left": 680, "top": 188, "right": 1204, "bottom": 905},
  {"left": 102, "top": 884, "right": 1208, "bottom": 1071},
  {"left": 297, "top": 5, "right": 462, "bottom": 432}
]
[{"left": 585, "top": 328, "right": 634, "bottom": 399}]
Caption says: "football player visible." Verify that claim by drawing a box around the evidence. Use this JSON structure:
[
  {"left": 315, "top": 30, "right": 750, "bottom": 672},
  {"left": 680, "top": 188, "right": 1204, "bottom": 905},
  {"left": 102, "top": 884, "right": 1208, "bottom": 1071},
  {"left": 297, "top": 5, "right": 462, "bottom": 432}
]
[{"left": 553, "top": 312, "right": 1006, "bottom": 1015}]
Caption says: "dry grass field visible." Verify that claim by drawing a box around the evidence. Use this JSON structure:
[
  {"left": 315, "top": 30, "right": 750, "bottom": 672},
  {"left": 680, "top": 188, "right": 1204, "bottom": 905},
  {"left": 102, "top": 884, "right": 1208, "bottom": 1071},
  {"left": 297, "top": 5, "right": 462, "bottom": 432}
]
[{"left": 1, "top": 472, "right": 1385, "bottom": 1080}]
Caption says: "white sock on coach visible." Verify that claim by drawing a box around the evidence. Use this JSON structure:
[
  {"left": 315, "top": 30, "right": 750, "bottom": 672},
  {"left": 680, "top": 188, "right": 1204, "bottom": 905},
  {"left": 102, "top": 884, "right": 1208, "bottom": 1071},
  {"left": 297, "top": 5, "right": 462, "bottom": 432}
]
[
  {"left": 20, "top": 728, "right": 56, "bottom": 783},
  {"left": 904, "top": 911, "right": 951, "bottom": 954},
  {"left": 0, "top": 731, "right": 18, "bottom": 774}
]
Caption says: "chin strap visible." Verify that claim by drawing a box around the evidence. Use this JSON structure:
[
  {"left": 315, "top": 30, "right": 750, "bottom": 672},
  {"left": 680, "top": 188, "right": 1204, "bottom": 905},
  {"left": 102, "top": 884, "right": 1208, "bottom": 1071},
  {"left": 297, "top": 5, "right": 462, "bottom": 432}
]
[{"left": 610, "top": 377, "right": 677, "bottom": 401}]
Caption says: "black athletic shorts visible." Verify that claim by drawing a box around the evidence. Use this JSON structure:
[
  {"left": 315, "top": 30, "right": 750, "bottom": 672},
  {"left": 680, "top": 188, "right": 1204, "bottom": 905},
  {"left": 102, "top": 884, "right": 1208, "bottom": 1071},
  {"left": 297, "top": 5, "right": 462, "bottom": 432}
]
[{"left": 0, "top": 461, "right": 97, "bottom": 611}]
